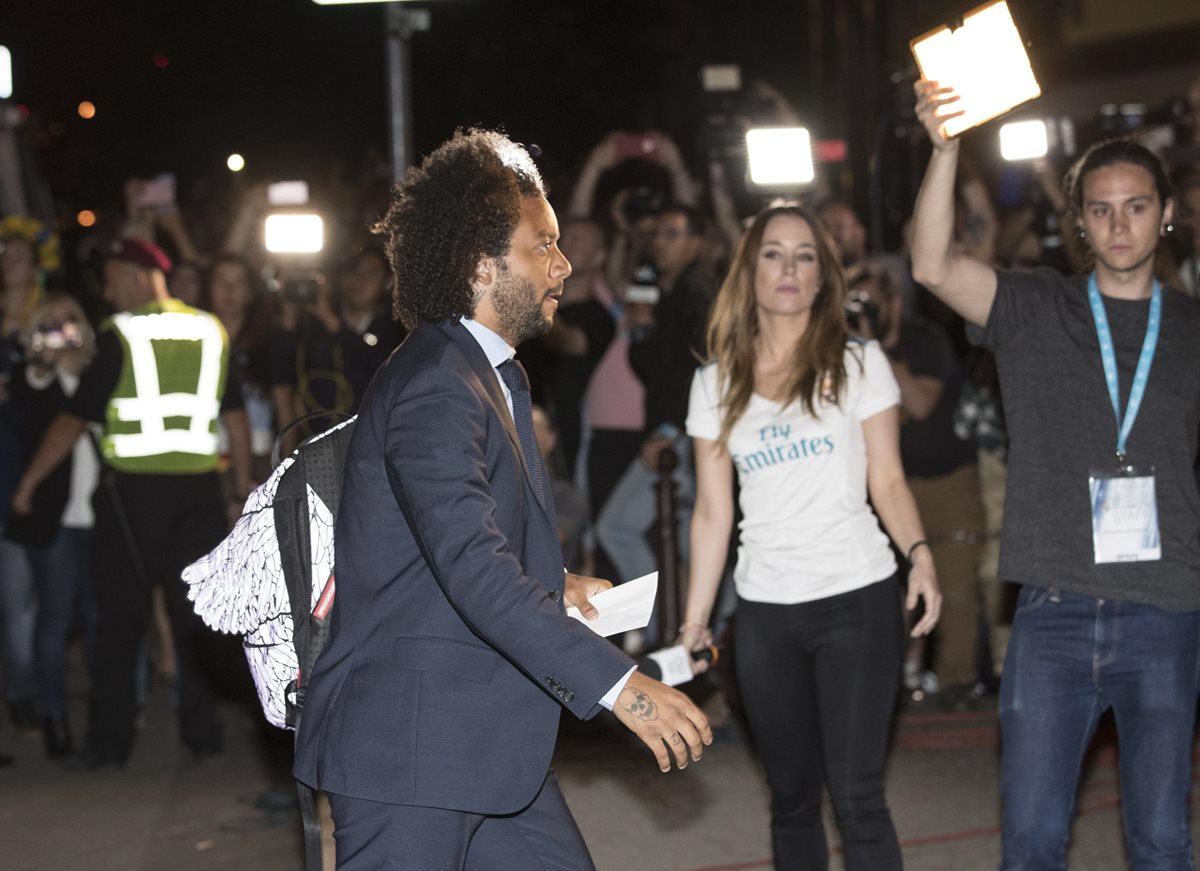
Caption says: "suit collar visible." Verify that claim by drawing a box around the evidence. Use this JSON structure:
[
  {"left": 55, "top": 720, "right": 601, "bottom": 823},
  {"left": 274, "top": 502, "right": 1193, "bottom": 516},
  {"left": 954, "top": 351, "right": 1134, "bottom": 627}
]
[
  {"left": 438, "top": 320, "right": 554, "bottom": 525},
  {"left": 459, "top": 317, "right": 514, "bottom": 367}
]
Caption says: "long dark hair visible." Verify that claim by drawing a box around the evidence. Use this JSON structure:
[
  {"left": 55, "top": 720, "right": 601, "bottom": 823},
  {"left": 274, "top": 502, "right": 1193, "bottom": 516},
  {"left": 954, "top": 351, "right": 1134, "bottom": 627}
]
[{"left": 705, "top": 203, "right": 851, "bottom": 444}]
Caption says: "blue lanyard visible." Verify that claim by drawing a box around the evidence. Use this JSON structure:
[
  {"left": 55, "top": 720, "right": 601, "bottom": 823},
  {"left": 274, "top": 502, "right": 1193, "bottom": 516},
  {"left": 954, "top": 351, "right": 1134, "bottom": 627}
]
[{"left": 1087, "top": 273, "right": 1161, "bottom": 463}]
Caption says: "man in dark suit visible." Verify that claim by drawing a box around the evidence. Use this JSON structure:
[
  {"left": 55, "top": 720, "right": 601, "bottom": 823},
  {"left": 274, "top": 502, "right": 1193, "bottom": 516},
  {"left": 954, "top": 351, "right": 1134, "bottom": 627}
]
[{"left": 293, "top": 129, "right": 711, "bottom": 870}]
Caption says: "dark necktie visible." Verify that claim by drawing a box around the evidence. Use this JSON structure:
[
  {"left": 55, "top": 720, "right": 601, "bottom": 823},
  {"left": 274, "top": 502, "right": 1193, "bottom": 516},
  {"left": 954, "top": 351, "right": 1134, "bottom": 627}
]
[{"left": 497, "top": 358, "right": 547, "bottom": 509}]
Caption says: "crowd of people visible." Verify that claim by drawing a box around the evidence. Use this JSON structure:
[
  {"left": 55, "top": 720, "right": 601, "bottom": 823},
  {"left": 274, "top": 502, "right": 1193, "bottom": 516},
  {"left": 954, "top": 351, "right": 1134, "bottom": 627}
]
[{"left": 1, "top": 69, "right": 1200, "bottom": 869}]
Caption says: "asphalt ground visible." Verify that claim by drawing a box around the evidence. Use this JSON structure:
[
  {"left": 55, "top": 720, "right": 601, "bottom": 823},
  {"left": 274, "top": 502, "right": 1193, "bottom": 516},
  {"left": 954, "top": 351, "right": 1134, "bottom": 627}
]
[{"left": 4, "top": 666, "right": 1200, "bottom": 871}]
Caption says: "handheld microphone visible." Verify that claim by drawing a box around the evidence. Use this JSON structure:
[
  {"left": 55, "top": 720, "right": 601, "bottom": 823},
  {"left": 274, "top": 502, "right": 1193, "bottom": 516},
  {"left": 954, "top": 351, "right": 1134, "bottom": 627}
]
[{"left": 637, "top": 645, "right": 719, "bottom": 687}]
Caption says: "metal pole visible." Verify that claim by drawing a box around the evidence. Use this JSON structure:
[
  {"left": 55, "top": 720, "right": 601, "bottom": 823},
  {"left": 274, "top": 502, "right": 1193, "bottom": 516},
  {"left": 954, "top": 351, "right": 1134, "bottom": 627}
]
[
  {"left": 385, "top": 4, "right": 414, "bottom": 180},
  {"left": 654, "top": 445, "right": 681, "bottom": 644}
]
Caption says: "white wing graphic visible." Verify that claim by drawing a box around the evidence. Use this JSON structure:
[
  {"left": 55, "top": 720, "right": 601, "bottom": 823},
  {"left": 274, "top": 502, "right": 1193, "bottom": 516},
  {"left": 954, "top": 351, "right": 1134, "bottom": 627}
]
[
  {"left": 182, "top": 456, "right": 295, "bottom": 635},
  {"left": 306, "top": 483, "right": 335, "bottom": 609}
]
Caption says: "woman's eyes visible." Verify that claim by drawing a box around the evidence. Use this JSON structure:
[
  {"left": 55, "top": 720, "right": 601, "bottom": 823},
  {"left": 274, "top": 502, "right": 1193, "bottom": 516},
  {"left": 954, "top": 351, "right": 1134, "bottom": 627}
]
[{"left": 760, "top": 250, "right": 815, "bottom": 262}]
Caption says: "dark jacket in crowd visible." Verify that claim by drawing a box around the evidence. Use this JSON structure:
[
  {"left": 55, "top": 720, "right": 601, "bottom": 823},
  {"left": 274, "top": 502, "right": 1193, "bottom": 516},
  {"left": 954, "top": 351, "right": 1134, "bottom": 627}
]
[{"left": 628, "top": 260, "right": 717, "bottom": 436}]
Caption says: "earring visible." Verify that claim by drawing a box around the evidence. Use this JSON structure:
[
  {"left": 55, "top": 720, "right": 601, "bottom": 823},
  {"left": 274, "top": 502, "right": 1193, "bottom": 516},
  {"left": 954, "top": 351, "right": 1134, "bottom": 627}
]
[
  {"left": 1079, "top": 229, "right": 1087, "bottom": 240},
  {"left": 1161, "top": 223, "right": 1174, "bottom": 236}
]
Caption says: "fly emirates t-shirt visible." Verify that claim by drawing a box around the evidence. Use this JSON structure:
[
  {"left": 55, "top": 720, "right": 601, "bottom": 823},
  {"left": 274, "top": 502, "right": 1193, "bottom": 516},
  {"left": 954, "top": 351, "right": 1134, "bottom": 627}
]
[{"left": 686, "top": 340, "right": 900, "bottom": 604}]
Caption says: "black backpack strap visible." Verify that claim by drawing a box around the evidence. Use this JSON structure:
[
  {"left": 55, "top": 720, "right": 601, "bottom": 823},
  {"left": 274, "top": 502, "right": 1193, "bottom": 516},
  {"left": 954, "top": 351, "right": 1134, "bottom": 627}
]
[
  {"left": 298, "top": 780, "right": 324, "bottom": 871},
  {"left": 292, "top": 712, "right": 325, "bottom": 871},
  {"left": 274, "top": 415, "right": 354, "bottom": 870},
  {"left": 273, "top": 414, "right": 353, "bottom": 727},
  {"left": 274, "top": 459, "right": 311, "bottom": 729},
  {"left": 293, "top": 429, "right": 347, "bottom": 698}
]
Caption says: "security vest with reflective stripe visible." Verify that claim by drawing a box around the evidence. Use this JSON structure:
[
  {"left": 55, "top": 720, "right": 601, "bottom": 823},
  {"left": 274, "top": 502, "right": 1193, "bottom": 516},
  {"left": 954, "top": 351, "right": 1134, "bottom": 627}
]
[{"left": 101, "top": 298, "right": 230, "bottom": 474}]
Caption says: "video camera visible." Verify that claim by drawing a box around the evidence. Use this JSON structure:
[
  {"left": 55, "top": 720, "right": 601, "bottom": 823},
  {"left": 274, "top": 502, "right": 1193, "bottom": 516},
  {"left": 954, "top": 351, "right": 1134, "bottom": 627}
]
[
  {"left": 29, "top": 320, "right": 84, "bottom": 354},
  {"left": 844, "top": 290, "right": 882, "bottom": 337},
  {"left": 263, "top": 181, "right": 325, "bottom": 308}
]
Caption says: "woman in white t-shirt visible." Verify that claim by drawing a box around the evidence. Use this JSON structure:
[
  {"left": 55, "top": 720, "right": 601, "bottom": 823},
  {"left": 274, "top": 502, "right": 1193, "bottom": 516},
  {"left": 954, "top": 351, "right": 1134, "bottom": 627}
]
[{"left": 679, "top": 204, "right": 941, "bottom": 871}]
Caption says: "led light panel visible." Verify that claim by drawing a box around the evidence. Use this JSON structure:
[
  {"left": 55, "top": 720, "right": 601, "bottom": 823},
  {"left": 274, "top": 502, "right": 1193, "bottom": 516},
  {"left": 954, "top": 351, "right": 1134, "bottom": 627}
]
[{"left": 910, "top": 0, "right": 1041, "bottom": 138}]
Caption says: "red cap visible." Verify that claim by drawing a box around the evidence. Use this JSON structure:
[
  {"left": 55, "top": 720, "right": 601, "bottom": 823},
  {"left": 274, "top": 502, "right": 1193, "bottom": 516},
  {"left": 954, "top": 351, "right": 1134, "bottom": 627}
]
[{"left": 109, "top": 238, "right": 172, "bottom": 274}]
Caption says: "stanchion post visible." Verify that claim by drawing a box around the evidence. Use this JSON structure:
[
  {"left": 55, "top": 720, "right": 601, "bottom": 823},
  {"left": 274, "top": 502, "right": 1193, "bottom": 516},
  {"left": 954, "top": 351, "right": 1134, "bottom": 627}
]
[{"left": 654, "top": 444, "right": 680, "bottom": 643}]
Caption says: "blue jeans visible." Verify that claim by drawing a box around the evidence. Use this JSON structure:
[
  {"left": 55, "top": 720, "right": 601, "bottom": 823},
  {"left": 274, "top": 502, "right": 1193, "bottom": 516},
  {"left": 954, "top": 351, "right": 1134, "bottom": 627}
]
[
  {"left": 27, "top": 527, "right": 94, "bottom": 716},
  {"left": 999, "top": 585, "right": 1200, "bottom": 871},
  {"left": 0, "top": 525, "right": 38, "bottom": 701}
]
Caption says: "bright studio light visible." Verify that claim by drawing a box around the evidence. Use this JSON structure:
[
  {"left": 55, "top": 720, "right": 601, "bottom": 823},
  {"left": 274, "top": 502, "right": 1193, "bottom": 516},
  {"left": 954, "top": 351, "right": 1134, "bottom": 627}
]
[
  {"left": 745, "top": 128, "right": 815, "bottom": 187},
  {"left": 910, "top": 0, "right": 1041, "bottom": 138},
  {"left": 264, "top": 214, "right": 324, "bottom": 254},
  {"left": 999, "top": 120, "right": 1048, "bottom": 161},
  {"left": 226, "top": 153, "right": 246, "bottom": 172},
  {"left": 0, "top": 46, "right": 12, "bottom": 100}
]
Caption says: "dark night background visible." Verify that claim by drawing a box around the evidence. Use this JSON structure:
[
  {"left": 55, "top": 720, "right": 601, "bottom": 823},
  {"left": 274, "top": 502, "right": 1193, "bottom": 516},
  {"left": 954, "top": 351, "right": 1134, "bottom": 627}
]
[{"left": 5, "top": 0, "right": 1200, "bottom": 225}]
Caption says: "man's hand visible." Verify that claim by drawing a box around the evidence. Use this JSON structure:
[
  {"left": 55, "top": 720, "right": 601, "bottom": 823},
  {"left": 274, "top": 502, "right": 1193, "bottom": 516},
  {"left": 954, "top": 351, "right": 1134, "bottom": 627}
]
[
  {"left": 913, "top": 80, "right": 964, "bottom": 152},
  {"left": 640, "top": 435, "right": 674, "bottom": 470},
  {"left": 624, "top": 301, "right": 655, "bottom": 330},
  {"left": 306, "top": 274, "right": 341, "bottom": 335},
  {"left": 847, "top": 310, "right": 875, "bottom": 342},
  {"left": 612, "top": 671, "right": 712, "bottom": 773},
  {"left": 10, "top": 477, "right": 35, "bottom": 516},
  {"left": 585, "top": 134, "right": 622, "bottom": 173},
  {"left": 646, "top": 130, "right": 684, "bottom": 169},
  {"left": 563, "top": 572, "right": 611, "bottom": 620}
]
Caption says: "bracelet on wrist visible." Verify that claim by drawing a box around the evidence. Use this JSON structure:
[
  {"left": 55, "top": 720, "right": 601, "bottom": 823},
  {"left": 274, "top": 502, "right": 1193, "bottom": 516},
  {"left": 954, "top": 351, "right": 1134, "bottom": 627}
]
[
  {"left": 906, "top": 539, "right": 931, "bottom": 566},
  {"left": 678, "top": 623, "right": 713, "bottom": 640}
]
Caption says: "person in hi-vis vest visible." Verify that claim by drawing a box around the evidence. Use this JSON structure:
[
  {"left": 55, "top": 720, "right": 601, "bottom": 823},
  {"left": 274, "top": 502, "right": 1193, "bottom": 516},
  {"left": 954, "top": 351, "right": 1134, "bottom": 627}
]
[{"left": 12, "top": 239, "right": 252, "bottom": 768}]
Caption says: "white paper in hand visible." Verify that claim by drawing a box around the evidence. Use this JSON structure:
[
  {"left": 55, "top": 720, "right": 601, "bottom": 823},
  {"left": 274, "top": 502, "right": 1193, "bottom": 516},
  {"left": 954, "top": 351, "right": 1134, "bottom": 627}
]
[{"left": 566, "top": 572, "right": 658, "bottom": 637}]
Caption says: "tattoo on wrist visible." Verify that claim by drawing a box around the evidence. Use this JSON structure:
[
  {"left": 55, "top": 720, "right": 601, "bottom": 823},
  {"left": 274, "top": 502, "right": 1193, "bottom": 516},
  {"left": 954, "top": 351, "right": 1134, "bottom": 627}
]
[{"left": 620, "top": 688, "right": 659, "bottom": 721}]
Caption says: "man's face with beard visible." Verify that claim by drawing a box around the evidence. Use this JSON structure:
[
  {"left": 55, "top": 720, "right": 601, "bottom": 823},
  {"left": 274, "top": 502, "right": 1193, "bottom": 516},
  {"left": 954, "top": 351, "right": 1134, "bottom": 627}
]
[{"left": 489, "top": 195, "right": 572, "bottom": 346}]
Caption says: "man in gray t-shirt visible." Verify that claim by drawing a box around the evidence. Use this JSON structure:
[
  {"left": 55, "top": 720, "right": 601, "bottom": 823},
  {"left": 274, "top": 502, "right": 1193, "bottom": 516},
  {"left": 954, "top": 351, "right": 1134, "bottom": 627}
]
[
  {"left": 911, "top": 79, "right": 1200, "bottom": 871},
  {"left": 984, "top": 268, "right": 1200, "bottom": 609}
]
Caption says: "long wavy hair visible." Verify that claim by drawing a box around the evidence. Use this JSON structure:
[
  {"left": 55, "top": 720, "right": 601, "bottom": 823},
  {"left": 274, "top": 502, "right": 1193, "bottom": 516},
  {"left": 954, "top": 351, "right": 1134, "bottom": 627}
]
[{"left": 706, "top": 203, "right": 851, "bottom": 445}]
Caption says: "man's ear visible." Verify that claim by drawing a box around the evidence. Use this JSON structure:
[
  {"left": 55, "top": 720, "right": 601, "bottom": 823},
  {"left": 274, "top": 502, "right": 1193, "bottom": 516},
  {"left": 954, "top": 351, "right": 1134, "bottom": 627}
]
[{"left": 471, "top": 257, "right": 496, "bottom": 294}]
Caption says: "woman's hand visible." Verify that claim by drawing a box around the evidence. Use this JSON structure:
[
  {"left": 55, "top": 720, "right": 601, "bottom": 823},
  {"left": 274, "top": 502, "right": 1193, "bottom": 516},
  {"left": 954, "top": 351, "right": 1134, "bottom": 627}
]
[
  {"left": 675, "top": 623, "right": 714, "bottom": 674},
  {"left": 913, "top": 80, "right": 964, "bottom": 152},
  {"left": 905, "top": 550, "right": 942, "bottom": 637}
]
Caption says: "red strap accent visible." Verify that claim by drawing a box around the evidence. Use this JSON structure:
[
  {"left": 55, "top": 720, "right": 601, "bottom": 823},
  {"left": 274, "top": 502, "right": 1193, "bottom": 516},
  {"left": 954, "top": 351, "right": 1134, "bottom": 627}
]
[{"left": 313, "top": 574, "right": 336, "bottom": 620}]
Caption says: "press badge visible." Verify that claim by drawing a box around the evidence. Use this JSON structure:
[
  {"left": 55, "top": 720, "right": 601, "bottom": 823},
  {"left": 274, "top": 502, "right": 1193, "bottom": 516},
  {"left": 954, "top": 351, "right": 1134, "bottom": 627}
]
[
  {"left": 1084, "top": 273, "right": 1164, "bottom": 565},
  {"left": 1088, "top": 467, "right": 1160, "bottom": 563}
]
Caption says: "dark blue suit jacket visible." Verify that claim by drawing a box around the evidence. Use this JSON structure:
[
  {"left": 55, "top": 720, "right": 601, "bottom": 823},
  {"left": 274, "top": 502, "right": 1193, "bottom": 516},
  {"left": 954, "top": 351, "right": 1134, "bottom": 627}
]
[{"left": 293, "top": 320, "right": 633, "bottom": 814}]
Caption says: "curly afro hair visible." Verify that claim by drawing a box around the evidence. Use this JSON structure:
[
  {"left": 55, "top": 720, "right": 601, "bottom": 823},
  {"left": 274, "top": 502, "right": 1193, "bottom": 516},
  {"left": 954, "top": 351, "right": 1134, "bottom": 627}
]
[{"left": 373, "top": 128, "right": 545, "bottom": 329}]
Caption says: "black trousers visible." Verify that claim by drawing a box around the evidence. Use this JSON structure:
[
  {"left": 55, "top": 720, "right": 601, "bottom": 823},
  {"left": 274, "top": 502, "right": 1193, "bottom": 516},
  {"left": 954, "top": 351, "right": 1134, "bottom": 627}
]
[
  {"left": 328, "top": 771, "right": 594, "bottom": 871},
  {"left": 87, "top": 471, "right": 227, "bottom": 759},
  {"left": 735, "top": 578, "right": 905, "bottom": 871}
]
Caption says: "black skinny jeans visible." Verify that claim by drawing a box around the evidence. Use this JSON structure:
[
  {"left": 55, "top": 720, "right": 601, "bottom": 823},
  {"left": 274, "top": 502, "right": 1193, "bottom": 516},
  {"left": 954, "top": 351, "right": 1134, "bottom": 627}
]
[{"left": 735, "top": 577, "right": 905, "bottom": 871}]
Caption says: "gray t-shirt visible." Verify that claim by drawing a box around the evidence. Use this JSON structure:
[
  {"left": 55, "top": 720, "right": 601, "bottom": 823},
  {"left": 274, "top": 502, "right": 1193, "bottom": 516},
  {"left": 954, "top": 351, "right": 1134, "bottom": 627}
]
[{"left": 984, "top": 268, "right": 1200, "bottom": 610}]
